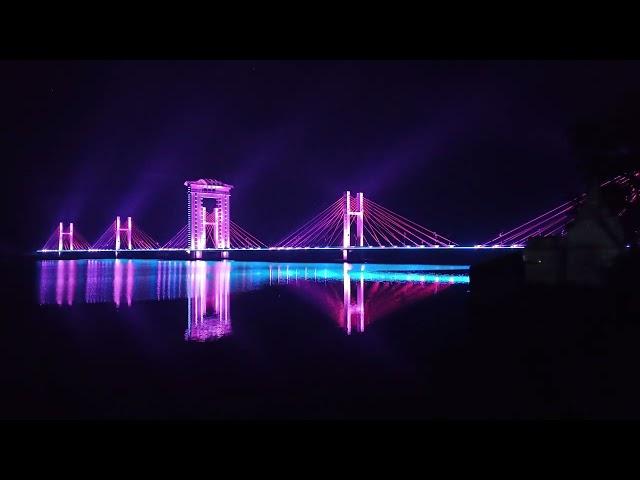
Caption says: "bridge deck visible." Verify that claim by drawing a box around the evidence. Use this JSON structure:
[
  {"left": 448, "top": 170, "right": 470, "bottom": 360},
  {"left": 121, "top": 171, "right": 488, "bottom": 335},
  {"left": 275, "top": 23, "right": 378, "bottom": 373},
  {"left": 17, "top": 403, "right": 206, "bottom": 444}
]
[{"left": 38, "top": 246, "right": 524, "bottom": 253}]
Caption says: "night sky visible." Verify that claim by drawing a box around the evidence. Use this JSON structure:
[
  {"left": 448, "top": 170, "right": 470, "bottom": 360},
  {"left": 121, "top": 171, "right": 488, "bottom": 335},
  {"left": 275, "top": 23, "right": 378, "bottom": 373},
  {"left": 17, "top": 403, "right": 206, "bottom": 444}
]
[{"left": 3, "top": 60, "right": 640, "bottom": 253}]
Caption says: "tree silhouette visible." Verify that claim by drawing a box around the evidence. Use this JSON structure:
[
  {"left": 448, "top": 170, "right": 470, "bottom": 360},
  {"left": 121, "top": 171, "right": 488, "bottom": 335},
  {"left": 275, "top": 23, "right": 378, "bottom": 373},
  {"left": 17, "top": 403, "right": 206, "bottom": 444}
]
[{"left": 569, "top": 93, "right": 640, "bottom": 245}]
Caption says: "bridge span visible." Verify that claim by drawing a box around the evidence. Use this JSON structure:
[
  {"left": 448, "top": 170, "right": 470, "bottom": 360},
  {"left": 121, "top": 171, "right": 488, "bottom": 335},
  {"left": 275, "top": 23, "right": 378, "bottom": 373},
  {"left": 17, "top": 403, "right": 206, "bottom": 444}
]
[
  {"left": 44, "top": 173, "right": 634, "bottom": 260},
  {"left": 38, "top": 245, "right": 523, "bottom": 264}
]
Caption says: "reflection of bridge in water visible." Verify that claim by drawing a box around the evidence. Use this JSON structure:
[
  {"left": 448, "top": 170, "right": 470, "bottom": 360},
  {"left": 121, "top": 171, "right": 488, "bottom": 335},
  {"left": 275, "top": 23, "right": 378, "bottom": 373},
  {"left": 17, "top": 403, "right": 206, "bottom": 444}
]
[
  {"left": 186, "top": 261, "right": 231, "bottom": 341},
  {"left": 38, "top": 260, "right": 469, "bottom": 341}
]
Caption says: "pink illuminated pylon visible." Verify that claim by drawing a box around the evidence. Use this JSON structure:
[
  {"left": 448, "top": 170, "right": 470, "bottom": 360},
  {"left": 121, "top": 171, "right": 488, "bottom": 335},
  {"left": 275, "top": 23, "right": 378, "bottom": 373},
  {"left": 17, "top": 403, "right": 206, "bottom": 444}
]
[
  {"left": 200, "top": 207, "right": 208, "bottom": 249},
  {"left": 115, "top": 216, "right": 132, "bottom": 251},
  {"left": 58, "top": 222, "right": 74, "bottom": 252},
  {"left": 343, "top": 191, "right": 364, "bottom": 248},
  {"left": 185, "top": 179, "right": 232, "bottom": 251},
  {"left": 213, "top": 207, "right": 221, "bottom": 248},
  {"left": 202, "top": 206, "right": 222, "bottom": 248},
  {"left": 127, "top": 216, "right": 132, "bottom": 250}
]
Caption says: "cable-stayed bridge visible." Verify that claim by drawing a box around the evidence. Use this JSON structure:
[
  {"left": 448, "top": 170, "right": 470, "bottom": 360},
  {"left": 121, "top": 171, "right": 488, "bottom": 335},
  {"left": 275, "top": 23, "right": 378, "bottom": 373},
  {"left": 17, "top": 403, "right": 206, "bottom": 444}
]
[{"left": 38, "top": 173, "right": 639, "bottom": 259}]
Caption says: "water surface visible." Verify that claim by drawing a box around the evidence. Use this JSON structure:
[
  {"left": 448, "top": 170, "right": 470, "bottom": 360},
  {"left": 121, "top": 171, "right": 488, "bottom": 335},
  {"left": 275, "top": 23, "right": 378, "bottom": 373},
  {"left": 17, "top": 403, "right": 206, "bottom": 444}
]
[
  {"left": 5, "top": 257, "right": 637, "bottom": 419},
  {"left": 3, "top": 259, "right": 473, "bottom": 419},
  {"left": 37, "top": 259, "right": 469, "bottom": 340}
]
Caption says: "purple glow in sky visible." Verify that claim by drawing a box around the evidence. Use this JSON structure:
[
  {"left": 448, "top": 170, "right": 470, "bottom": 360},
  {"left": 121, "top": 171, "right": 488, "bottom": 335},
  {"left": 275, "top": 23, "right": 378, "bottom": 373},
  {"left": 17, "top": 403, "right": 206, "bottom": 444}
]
[{"left": 5, "top": 60, "right": 640, "bottom": 253}]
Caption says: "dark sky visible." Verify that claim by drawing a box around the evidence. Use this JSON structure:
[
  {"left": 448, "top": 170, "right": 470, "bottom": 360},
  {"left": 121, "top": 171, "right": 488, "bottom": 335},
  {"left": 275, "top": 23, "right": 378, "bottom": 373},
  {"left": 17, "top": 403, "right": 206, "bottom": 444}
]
[{"left": 3, "top": 60, "right": 640, "bottom": 252}]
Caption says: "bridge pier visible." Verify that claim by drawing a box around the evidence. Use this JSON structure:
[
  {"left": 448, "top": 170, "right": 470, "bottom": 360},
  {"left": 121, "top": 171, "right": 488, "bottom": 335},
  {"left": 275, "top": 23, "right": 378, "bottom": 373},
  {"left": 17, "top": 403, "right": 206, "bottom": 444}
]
[{"left": 187, "top": 249, "right": 230, "bottom": 260}]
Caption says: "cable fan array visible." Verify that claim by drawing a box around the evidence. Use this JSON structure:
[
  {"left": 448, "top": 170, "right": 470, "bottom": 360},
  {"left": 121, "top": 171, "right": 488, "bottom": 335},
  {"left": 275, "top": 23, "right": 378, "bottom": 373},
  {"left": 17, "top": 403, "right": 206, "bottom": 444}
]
[
  {"left": 483, "top": 172, "right": 640, "bottom": 246},
  {"left": 92, "top": 218, "right": 160, "bottom": 250},
  {"left": 43, "top": 171, "right": 639, "bottom": 252},
  {"left": 363, "top": 197, "right": 455, "bottom": 247},
  {"left": 482, "top": 197, "right": 584, "bottom": 247},
  {"left": 41, "top": 224, "right": 92, "bottom": 251},
  {"left": 274, "top": 198, "right": 345, "bottom": 248},
  {"left": 163, "top": 211, "right": 266, "bottom": 249},
  {"left": 275, "top": 194, "right": 456, "bottom": 248}
]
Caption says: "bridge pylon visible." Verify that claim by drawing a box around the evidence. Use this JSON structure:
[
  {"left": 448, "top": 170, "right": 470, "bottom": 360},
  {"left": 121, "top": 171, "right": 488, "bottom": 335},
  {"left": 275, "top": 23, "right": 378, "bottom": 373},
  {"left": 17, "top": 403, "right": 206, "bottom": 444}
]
[
  {"left": 58, "top": 222, "right": 74, "bottom": 253},
  {"left": 185, "top": 179, "right": 232, "bottom": 258},
  {"left": 115, "top": 216, "right": 132, "bottom": 251},
  {"left": 343, "top": 191, "right": 364, "bottom": 260}
]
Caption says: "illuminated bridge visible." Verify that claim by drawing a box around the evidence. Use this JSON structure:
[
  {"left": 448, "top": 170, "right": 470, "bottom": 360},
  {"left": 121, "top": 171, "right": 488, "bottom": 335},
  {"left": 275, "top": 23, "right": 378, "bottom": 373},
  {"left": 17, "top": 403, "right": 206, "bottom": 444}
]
[{"left": 38, "top": 174, "right": 638, "bottom": 259}]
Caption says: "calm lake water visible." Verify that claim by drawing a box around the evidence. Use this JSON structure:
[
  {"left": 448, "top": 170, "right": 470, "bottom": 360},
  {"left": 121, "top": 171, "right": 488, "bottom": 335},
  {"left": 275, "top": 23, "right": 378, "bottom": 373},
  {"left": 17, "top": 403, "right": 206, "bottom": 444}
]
[
  {"left": 37, "top": 260, "right": 469, "bottom": 339},
  {"left": 4, "top": 259, "right": 474, "bottom": 419},
  {"left": 3, "top": 257, "right": 636, "bottom": 420}
]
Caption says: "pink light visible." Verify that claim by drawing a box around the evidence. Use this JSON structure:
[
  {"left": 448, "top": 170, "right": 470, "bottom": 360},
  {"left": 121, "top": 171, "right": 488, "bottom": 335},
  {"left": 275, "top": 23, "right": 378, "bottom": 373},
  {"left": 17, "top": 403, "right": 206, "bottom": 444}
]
[
  {"left": 115, "top": 216, "right": 121, "bottom": 251},
  {"left": 113, "top": 259, "right": 122, "bottom": 308},
  {"left": 363, "top": 197, "right": 454, "bottom": 247},
  {"left": 343, "top": 263, "right": 352, "bottom": 334},
  {"left": 283, "top": 265, "right": 453, "bottom": 335},
  {"left": 67, "top": 260, "right": 76, "bottom": 305},
  {"left": 213, "top": 207, "right": 220, "bottom": 248},
  {"left": 357, "top": 192, "right": 364, "bottom": 247},
  {"left": 126, "top": 260, "right": 133, "bottom": 306},
  {"left": 127, "top": 216, "right": 132, "bottom": 250},
  {"left": 55, "top": 260, "right": 64, "bottom": 305},
  {"left": 57, "top": 222, "right": 76, "bottom": 252},
  {"left": 343, "top": 191, "right": 350, "bottom": 248},
  {"left": 185, "top": 261, "right": 232, "bottom": 342},
  {"left": 187, "top": 179, "right": 231, "bottom": 251},
  {"left": 200, "top": 206, "right": 207, "bottom": 249},
  {"left": 343, "top": 191, "right": 364, "bottom": 248}
]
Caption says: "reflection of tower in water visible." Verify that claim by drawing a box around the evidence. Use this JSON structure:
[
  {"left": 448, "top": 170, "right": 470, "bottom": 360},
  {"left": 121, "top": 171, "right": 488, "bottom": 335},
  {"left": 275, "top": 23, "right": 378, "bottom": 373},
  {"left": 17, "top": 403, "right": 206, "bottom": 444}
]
[
  {"left": 341, "top": 266, "right": 453, "bottom": 334},
  {"left": 185, "top": 261, "right": 232, "bottom": 342},
  {"left": 52, "top": 260, "right": 76, "bottom": 306},
  {"left": 343, "top": 263, "right": 365, "bottom": 334},
  {"left": 278, "top": 263, "right": 455, "bottom": 335},
  {"left": 112, "top": 259, "right": 134, "bottom": 308}
]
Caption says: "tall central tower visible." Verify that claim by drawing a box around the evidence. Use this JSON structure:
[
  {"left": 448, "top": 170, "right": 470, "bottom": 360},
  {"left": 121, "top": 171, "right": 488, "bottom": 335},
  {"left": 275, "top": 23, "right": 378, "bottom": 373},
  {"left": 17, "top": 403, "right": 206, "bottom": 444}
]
[
  {"left": 343, "top": 191, "right": 364, "bottom": 248},
  {"left": 185, "top": 179, "right": 232, "bottom": 251}
]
